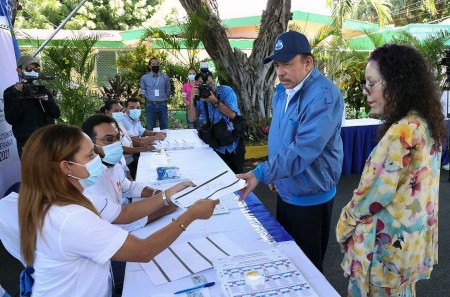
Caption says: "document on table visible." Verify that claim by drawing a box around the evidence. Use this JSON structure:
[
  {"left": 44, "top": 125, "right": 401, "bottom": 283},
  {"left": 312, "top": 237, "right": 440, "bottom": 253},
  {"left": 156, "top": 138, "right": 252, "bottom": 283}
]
[
  {"left": 214, "top": 249, "right": 319, "bottom": 297},
  {"left": 139, "top": 233, "right": 246, "bottom": 285},
  {"left": 171, "top": 170, "right": 246, "bottom": 208},
  {"left": 155, "top": 129, "right": 206, "bottom": 150}
]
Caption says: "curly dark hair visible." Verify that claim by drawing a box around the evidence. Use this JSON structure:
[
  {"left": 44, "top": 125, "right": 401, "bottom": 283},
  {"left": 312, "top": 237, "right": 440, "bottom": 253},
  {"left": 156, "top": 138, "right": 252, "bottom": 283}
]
[{"left": 369, "top": 44, "right": 447, "bottom": 145}]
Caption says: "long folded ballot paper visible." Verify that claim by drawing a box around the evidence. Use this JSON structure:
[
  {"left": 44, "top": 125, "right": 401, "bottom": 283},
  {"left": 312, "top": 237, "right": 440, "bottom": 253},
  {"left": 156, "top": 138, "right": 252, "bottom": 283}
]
[
  {"left": 139, "top": 234, "right": 246, "bottom": 285},
  {"left": 171, "top": 170, "right": 246, "bottom": 209},
  {"left": 213, "top": 249, "right": 319, "bottom": 297}
]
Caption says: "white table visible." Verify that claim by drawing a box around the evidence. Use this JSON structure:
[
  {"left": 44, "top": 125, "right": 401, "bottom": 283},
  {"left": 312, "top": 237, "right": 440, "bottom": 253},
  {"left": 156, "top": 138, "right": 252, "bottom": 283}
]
[{"left": 122, "top": 129, "right": 340, "bottom": 297}]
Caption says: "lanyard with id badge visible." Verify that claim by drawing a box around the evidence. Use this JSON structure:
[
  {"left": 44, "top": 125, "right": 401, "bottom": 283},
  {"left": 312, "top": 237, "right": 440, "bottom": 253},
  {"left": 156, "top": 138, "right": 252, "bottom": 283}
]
[{"left": 153, "top": 76, "right": 160, "bottom": 97}]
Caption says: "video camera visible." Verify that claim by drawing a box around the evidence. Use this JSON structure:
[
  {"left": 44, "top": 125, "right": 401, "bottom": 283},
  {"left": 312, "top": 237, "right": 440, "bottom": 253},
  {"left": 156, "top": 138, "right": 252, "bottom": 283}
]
[
  {"left": 196, "top": 62, "right": 213, "bottom": 100},
  {"left": 22, "top": 73, "right": 54, "bottom": 99}
]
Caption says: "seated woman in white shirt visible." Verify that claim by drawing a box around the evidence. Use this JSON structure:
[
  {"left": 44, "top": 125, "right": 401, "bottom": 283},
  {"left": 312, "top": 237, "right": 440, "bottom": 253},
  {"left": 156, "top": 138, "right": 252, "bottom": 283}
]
[{"left": 18, "top": 124, "right": 218, "bottom": 297}]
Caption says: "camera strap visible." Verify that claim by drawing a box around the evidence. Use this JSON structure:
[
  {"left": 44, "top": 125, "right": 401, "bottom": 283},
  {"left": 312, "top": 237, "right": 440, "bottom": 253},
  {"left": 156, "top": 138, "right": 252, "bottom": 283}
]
[{"left": 202, "top": 101, "right": 214, "bottom": 131}]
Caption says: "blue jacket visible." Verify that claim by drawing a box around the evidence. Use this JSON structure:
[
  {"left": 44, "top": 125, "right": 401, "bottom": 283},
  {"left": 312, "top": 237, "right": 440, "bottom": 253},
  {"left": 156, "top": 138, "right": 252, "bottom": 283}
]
[{"left": 253, "top": 67, "right": 344, "bottom": 206}]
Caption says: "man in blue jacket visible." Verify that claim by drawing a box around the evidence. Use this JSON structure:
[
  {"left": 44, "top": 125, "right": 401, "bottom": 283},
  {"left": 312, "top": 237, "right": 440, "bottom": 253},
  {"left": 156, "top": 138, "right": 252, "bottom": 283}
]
[{"left": 237, "top": 30, "right": 344, "bottom": 272}]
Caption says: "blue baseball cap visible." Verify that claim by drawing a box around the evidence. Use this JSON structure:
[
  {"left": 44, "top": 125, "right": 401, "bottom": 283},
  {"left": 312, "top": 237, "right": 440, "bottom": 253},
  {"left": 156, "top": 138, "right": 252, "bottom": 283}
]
[{"left": 263, "top": 30, "right": 311, "bottom": 64}]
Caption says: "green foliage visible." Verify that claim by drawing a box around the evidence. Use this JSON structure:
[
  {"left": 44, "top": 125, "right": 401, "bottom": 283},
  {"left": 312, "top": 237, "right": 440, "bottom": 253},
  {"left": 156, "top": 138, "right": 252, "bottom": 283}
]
[
  {"left": 334, "top": 52, "right": 370, "bottom": 119},
  {"left": 168, "top": 109, "right": 185, "bottom": 129},
  {"left": 100, "top": 74, "right": 140, "bottom": 103},
  {"left": 247, "top": 116, "right": 271, "bottom": 145},
  {"left": 41, "top": 35, "right": 102, "bottom": 126},
  {"left": 312, "top": 27, "right": 370, "bottom": 119},
  {"left": 391, "top": 0, "right": 444, "bottom": 26},
  {"left": 142, "top": 24, "right": 202, "bottom": 67},
  {"left": 116, "top": 44, "right": 193, "bottom": 111},
  {"left": 15, "top": 0, "right": 159, "bottom": 30},
  {"left": 391, "top": 30, "right": 450, "bottom": 83},
  {"left": 116, "top": 44, "right": 154, "bottom": 89}
]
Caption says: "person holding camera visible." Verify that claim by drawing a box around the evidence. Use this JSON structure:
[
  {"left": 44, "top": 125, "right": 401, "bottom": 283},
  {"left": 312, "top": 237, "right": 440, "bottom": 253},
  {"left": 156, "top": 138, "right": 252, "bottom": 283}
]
[
  {"left": 187, "top": 69, "right": 245, "bottom": 173},
  {"left": 3, "top": 55, "right": 60, "bottom": 158}
]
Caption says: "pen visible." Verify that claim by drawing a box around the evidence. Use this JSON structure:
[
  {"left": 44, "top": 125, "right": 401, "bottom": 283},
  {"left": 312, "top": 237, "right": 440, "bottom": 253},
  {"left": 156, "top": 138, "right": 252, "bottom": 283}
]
[{"left": 174, "top": 281, "right": 215, "bottom": 294}]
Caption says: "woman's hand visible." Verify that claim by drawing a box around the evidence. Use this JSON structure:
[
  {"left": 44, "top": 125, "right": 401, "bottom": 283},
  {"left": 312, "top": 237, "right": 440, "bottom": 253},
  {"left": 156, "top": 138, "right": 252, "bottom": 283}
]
[
  {"left": 165, "top": 181, "right": 195, "bottom": 203},
  {"left": 187, "top": 199, "right": 220, "bottom": 220}
]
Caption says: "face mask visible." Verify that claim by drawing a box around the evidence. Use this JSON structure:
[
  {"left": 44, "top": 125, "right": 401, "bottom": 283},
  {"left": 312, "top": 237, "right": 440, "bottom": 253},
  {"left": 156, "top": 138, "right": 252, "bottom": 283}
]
[
  {"left": 69, "top": 155, "right": 104, "bottom": 189},
  {"left": 188, "top": 74, "right": 196, "bottom": 81},
  {"left": 23, "top": 71, "right": 39, "bottom": 78},
  {"left": 99, "top": 141, "right": 123, "bottom": 165},
  {"left": 129, "top": 109, "right": 141, "bottom": 120},
  {"left": 111, "top": 112, "right": 124, "bottom": 123},
  {"left": 151, "top": 65, "right": 160, "bottom": 73}
]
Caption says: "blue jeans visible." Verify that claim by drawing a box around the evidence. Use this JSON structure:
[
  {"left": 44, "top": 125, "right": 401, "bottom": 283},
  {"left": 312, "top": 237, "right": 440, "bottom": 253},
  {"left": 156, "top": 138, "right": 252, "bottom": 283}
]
[
  {"left": 145, "top": 101, "right": 168, "bottom": 130},
  {"left": 185, "top": 107, "right": 194, "bottom": 128}
]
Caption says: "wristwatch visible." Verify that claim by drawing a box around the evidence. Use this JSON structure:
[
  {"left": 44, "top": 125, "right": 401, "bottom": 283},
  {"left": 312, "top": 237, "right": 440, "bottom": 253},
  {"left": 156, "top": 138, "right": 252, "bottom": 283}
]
[{"left": 213, "top": 100, "right": 220, "bottom": 108}]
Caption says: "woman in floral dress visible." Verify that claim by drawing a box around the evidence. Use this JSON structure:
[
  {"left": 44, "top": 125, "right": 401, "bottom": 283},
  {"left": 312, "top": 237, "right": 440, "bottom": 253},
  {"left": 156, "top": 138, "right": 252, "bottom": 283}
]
[{"left": 336, "top": 44, "right": 448, "bottom": 297}]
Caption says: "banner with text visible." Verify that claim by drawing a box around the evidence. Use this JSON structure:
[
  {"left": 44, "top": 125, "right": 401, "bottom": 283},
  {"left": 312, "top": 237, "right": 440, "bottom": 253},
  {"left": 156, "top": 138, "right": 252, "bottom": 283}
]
[{"left": 0, "top": 19, "right": 21, "bottom": 197}]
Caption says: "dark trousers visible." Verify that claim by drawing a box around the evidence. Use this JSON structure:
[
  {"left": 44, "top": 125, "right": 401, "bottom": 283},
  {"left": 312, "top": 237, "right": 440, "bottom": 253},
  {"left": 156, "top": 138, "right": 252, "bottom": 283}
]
[
  {"left": 216, "top": 138, "right": 246, "bottom": 173},
  {"left": 276, "top": 195, "right": 334, "bottom": 272},
  {"left": 111, "top": 260, "right": 125, "bottom": 296},
  {"left": 127, "top": 154, "right": 140, "bottom": 180}
]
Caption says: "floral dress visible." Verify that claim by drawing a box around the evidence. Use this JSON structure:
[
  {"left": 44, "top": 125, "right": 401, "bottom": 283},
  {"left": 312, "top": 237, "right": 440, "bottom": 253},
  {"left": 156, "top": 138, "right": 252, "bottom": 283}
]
[{"left": 336, "top": 111, "right": 441, "bottom": 296}]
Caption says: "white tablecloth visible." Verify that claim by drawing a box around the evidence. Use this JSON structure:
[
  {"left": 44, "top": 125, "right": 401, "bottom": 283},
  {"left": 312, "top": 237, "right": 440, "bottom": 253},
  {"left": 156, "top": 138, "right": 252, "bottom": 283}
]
[{"left": 122, "top": 129, "right": 340, "bottom": 297}]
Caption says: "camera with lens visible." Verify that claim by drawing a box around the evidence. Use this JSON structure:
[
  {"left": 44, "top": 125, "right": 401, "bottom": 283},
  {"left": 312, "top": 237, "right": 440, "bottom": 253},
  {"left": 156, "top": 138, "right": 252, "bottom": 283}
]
[
  {"left": 22, "top": 73, "right": 54, "bottom": 99},
  {"left": 195, "top": 62, "right": 212, "bottom": 101}
]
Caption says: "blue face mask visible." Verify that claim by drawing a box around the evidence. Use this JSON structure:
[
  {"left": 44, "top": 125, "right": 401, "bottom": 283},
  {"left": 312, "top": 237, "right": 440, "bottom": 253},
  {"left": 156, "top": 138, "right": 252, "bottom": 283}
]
[
  {"left": 112, "top": 112, "right": 124, "bottom": 123},
  {"left": 129, "top": 109, "right": 141, "bottom": 120},
  {"left": 99, "top": 141, "right": 123, "bottom": 165},
  {"left": 23, "top": 71, "right": 39, "bottom": 78},
  {"left": 69, "top": 155, "right": 104, "bottom": 189},
  {"left": 188, "top": 74, "right": 196, "bottom": 81}
]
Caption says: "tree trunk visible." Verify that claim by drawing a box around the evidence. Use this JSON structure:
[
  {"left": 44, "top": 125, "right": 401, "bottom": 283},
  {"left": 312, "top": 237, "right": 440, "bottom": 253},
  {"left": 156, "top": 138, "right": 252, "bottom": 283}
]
[
  {"left": 9, "top": 0, "right": 20, "bottom": 25},
  {"left": 178, "top": 0, "right": 291, "bottom": 117}
]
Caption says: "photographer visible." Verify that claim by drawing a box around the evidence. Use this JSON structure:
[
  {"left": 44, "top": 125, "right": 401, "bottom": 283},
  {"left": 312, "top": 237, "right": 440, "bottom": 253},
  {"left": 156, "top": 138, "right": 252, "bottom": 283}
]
[
  {"left": 187, "top": 68, "right": 245, "bottom": 173},
  {"left": 3, "top": 55, "right": 60, "bottom": 158}
]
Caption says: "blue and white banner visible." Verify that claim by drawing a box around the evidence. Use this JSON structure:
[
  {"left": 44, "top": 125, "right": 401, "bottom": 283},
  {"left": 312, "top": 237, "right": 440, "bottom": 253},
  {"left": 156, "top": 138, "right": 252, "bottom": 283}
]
[{"left": 0, "top": 15, "right": 21, "bottom": 197}]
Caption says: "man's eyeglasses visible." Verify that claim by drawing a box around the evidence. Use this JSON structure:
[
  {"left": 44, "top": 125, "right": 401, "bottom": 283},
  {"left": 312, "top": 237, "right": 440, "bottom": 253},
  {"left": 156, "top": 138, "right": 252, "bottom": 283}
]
[
  {"left": 23, "top": 67, "right": 40, "bottom": 73},
  {"left": 94, "top": 134, "right": 122, "bottom": 144},
  {"left": 360, "top": 80, "right": 383, "bottom": 95}
]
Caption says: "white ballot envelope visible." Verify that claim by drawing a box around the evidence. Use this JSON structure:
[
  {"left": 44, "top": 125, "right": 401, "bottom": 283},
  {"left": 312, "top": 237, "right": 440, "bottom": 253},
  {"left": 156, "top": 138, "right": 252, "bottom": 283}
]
[{"left": 171, "top": 170, "right": 246, "bottom": 208}]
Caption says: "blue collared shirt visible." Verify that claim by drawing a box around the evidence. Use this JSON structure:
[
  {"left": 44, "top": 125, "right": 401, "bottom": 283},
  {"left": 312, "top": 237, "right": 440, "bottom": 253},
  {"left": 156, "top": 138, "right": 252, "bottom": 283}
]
[{"left": 140, "top": 72, "right": 171, "bottom": 102}]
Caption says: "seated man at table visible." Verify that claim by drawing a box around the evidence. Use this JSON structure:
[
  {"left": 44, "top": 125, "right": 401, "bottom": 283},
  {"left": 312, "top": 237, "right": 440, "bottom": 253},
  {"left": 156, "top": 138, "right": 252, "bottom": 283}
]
[
  {"left": 122, "top": 97, "right": 167, "bottom": 147},
  {"left": 81, "top": 114, "right": 177, "bottom": 229}
]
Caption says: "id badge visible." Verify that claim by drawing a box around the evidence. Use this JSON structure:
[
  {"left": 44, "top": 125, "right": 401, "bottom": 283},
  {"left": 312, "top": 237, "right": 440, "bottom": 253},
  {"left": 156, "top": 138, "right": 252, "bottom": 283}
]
[{"left": 154, "top": 89, "right": 160, "bottom": 96}]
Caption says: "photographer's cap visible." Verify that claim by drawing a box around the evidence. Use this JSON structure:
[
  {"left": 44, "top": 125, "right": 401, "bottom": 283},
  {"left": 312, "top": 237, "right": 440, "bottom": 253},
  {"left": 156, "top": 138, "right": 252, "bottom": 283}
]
[
  {"left": 17, "top": 55, "right": 40, "bottom": 68},
  {"left": 263, "top": 30, "right": 311, "bottom": 64}
]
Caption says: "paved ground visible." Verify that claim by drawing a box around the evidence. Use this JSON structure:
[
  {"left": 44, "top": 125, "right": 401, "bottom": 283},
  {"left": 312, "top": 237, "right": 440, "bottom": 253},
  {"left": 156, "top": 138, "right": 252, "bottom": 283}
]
[
  {"left": 1, "top": 162, "right": 449, "bottom": 296},
  {"left": 245, "top": 158, "right": 450, "bottom": 297}
]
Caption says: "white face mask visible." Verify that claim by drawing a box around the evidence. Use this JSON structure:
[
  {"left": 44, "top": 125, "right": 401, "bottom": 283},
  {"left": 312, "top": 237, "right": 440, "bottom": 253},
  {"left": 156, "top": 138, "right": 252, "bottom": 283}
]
[
  {"left": 68, "top": 155, "right": 104, "bottom": 189},
  {"left": 129, "top": 109, "right": 141, "bottom": 120},
  {"left": 112, "top": 112, "right": 124, "bottom": 123},
  {"left": 98, "top": 141, "right": 123, "bottom": 165},
  {"left": 23, "top": 71, "right": 39, "bottom": 78}
]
